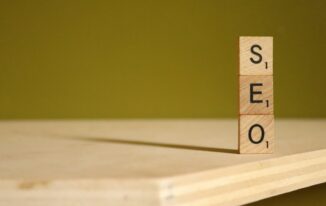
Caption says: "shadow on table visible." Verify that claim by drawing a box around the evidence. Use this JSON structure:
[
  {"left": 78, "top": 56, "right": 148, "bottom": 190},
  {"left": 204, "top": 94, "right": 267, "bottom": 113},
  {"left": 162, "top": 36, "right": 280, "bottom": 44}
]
[{"left": 63, "top": 136, "right": 238, "bottom": 154}]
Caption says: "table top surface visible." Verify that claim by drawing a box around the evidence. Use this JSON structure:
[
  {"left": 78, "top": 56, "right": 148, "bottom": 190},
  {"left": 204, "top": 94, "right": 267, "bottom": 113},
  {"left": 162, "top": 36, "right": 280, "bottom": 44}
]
[
  {"left": 0, "top": 119, "right": 325, "bottom": 180},
  {"left": 1, "top": 119, "right": 326, "bottom": 206}
]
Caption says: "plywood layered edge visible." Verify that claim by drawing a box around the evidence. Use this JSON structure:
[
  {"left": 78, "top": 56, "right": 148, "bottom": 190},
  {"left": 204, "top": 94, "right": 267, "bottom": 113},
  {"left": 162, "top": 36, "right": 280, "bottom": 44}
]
[
  {"left": 159, "top": 149, "right": 326, "bottom": 206},
  {"left": 2, "top": 149, "right": 326, "bottom": 206}
]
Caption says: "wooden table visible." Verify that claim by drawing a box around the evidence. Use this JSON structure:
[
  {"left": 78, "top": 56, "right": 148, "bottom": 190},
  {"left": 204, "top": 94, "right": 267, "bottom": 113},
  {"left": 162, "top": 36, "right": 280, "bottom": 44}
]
[{"left": 0, "top": 120, "right": 325, "bottom": 206}]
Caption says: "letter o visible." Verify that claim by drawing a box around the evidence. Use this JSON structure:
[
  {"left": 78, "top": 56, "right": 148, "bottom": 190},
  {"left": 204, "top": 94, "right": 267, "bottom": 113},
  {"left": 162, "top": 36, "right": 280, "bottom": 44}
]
[{"left": 248, "top": 124, "right": 265, "bottom": 144}]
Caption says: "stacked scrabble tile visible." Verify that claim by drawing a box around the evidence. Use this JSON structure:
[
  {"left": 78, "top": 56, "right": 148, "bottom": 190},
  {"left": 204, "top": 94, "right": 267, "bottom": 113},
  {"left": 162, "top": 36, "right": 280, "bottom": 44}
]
[{"left": 239, "top": 36, "right": 274, "bottom": 154}]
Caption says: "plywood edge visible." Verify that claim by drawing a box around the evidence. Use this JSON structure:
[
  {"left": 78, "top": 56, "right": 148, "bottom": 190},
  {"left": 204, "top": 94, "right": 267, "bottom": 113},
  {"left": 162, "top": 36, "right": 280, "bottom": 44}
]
[{"left": 158, "top": 149, "right": 326, "bottom": 206}]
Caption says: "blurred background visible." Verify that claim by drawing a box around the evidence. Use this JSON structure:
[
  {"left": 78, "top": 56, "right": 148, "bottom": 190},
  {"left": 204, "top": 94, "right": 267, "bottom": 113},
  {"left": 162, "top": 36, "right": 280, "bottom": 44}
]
[{"left": 1, "top": 0, "right": 326, "bottom": 119}]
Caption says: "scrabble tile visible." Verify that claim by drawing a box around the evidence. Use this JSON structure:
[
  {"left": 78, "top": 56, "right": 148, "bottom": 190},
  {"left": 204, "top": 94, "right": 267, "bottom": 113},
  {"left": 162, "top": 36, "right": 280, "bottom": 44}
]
[
  {"left": 239, "top": 115, "right": 274, "bottom": 154},
  {"left": 239, "top": 36, "right": 273, "bottom": 75},
  {"left": 239, "top": 75, "right": 273, "bottom": 114}
]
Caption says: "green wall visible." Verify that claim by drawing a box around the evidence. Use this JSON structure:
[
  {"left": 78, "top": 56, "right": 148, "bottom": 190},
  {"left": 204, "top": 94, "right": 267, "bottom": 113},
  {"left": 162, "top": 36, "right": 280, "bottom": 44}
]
[{"left": 1, "top": 0, "right": 325, "bottom": 119}]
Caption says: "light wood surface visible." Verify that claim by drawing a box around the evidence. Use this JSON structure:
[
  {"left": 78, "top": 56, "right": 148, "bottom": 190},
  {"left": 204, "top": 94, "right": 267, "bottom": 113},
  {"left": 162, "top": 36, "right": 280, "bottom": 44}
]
[{"left": 0, "top": 119, "right": 325, "bottom": 206}]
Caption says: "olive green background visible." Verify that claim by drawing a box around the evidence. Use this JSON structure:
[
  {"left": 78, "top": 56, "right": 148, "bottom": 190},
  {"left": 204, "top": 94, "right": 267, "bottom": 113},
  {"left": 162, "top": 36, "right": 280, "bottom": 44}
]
[{"left": 1, "top": 0, "right": 326, "bottom": 119}]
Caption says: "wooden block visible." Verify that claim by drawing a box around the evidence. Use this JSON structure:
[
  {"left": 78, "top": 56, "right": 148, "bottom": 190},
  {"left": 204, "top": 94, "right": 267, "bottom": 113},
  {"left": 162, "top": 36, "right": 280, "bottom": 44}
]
[
  {"left": 239, "top": 115, "right": 274, "bottom": 154},
  {"left": 239, "top": 75, "right": 273, "bottom": 114},
  {"left": 239, "top": 36, "right": 273, "bottom": 75}
]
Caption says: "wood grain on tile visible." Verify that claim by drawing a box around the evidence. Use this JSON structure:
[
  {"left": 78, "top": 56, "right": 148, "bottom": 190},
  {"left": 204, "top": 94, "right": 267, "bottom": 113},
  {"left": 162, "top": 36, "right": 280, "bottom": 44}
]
[
  {"left": 240, "top": 36, "right": 273, "bottom": 75},
  {"left": 239, "top": 75, "right": 273, "bottom": 115},
  {"left": 239, "top": 115, "right": 274, "bottom": 154}
]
